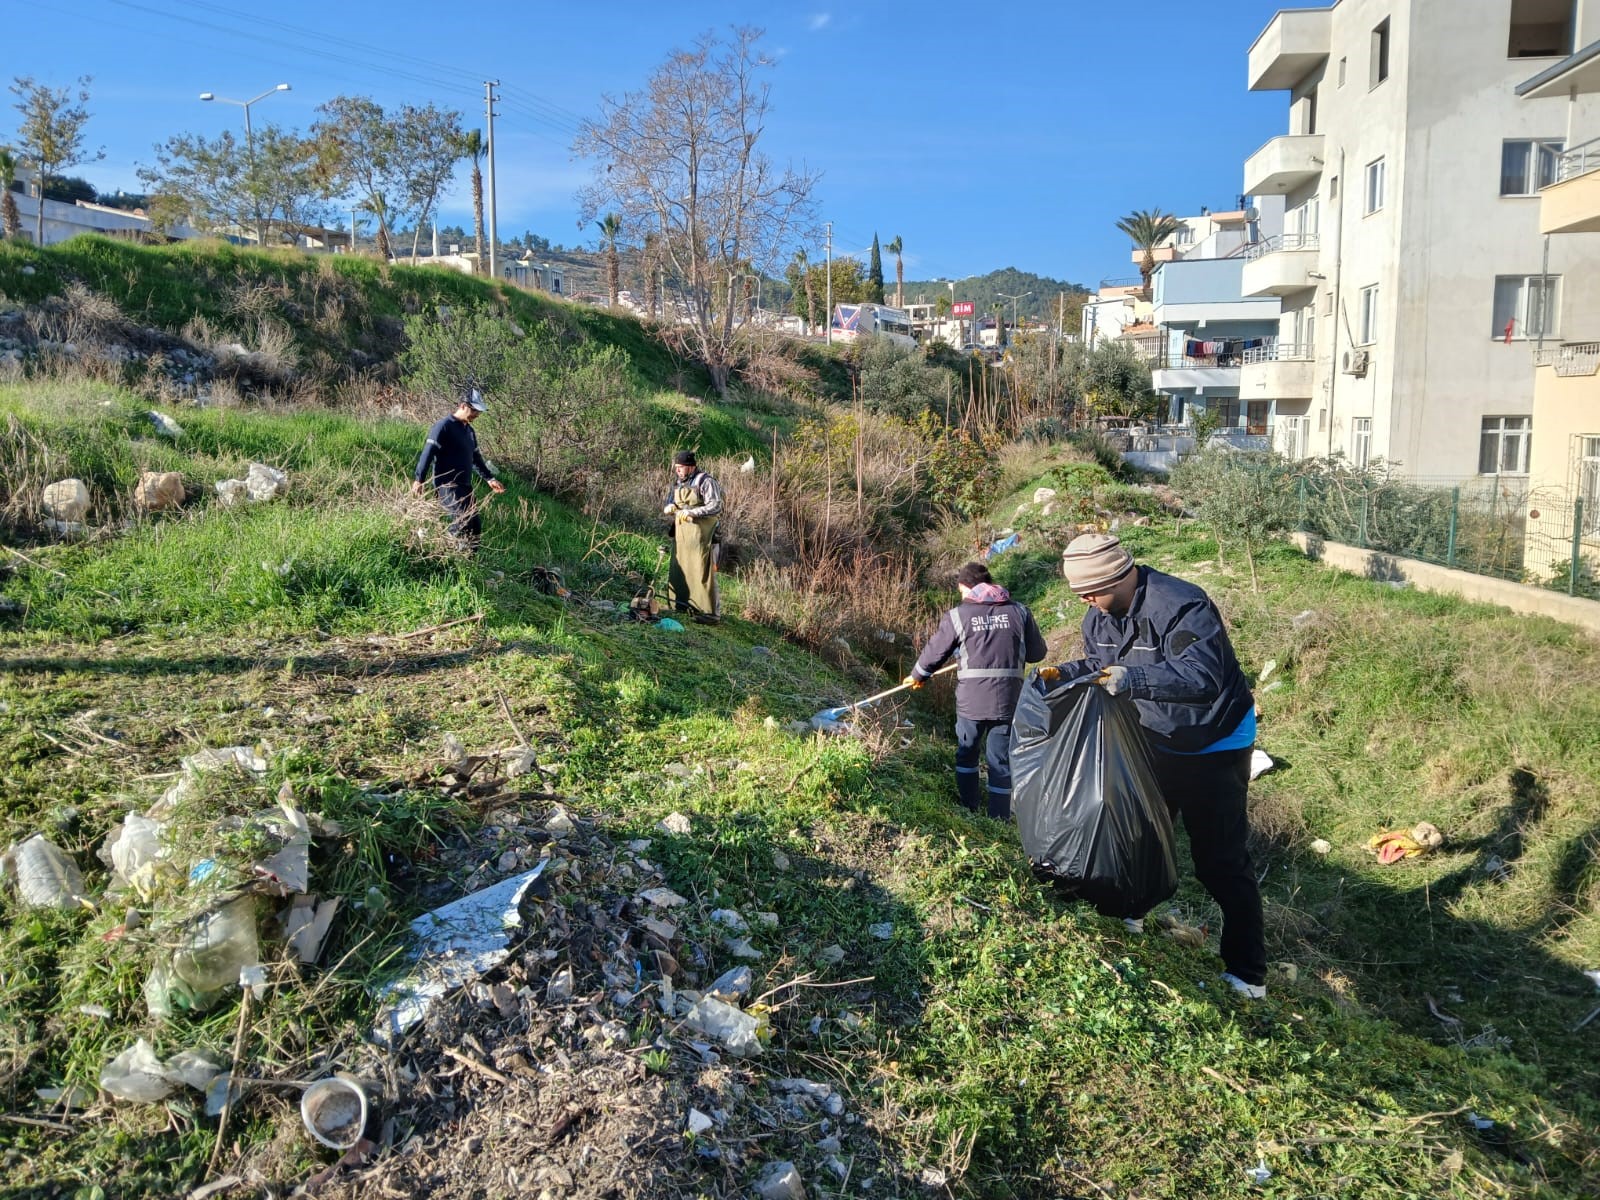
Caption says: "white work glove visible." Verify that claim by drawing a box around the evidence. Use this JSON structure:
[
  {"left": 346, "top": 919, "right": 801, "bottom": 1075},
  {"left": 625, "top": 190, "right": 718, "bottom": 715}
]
[
  {"left": 1095, "top": 666, "right": 1130, "bottom": 696},
  {"left": 662, "top": 504, "right": 677, "bottom": 515}
]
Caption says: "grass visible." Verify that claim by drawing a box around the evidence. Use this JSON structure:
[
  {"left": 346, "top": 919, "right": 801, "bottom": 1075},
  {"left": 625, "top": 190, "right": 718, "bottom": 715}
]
[
  {"left": 2, "top": 382, "right": 1600, "bottom": 1197},
  {"left": 0, "top": 236, "right": 700, "bottom": 394}
]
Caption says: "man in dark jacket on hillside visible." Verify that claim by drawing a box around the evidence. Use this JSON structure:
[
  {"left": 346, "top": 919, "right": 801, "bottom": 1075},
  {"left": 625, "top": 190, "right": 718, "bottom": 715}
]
[
  {"left": 1040, "top": 533, "right": 1266, "bottom": 999},
  {"left": 905, "top": 562, "right": 1048, "bottom": 820},
  {"left": 411, "top": 389, "right": 505, "bottom": 548}
]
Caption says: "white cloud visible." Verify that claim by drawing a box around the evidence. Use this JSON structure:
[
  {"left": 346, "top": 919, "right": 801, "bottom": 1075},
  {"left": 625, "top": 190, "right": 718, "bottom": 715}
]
[{"left": 807, "top": 12, "right": 832, "bottom": 32}]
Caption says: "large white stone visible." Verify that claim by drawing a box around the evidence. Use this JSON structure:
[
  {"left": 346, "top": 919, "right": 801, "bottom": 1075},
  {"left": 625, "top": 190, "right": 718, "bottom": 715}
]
[
  {"left": 133, "top": 471, "right": 185, "bottom": 511},
  {"left": 42, "top": 478, "right": 90, "bottom": 522}
]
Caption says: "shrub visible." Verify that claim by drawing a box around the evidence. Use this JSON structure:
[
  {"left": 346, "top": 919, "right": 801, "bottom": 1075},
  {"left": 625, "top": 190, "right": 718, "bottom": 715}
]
[
  {"left": 1169, "top": 446, "right": 1297, "bottom": 591},
  {"left": 854, "top": 338, "right": 961, "bottom": 423}
]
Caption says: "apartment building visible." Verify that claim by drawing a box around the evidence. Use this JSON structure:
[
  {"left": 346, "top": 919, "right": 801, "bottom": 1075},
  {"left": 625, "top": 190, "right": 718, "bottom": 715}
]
[
  {"left": 1244, "top": 0, "right": 1600, "bottom": 478},
  {"left": 1517, "top": 37, "right": 1600, "bottom": 580}
]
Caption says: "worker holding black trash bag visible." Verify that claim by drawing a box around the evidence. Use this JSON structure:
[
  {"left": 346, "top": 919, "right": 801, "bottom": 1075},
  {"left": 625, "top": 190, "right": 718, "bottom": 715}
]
[
  {"left": 903, "top": 562, "right": 1047, "bottom": 820},
  {"left": 1030, "top": 532, "right": 1266, "bottom": 999}
]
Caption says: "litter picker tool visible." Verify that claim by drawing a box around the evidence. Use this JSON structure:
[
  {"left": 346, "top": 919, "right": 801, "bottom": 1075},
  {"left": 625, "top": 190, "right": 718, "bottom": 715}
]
[{"left": 809, "top": 663, "right": 957, "bottom": 731}]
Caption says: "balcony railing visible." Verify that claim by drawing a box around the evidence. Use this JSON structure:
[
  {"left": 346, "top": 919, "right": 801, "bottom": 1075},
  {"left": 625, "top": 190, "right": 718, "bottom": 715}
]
[
  {"left": 1557, "top": 136, "right": 1600, "bottom": 184},
  {"left": 1243, "top": 339, "right": 1314, "bottom": 364},
  {"left": 1532, "top": 341, "right": 1600, "bottom": 376},
  {"left": 1241, "top": 232, "right": 1320, "bottom": 260},
  {"left": 1157, "top": 348, "right": 1247, "bottom": 369}
]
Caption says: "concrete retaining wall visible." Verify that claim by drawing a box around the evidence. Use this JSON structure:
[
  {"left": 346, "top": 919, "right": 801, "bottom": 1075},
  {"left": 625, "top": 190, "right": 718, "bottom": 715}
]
[{"left": 1290, "top": 533, "right": 1600, "bottom": 635}]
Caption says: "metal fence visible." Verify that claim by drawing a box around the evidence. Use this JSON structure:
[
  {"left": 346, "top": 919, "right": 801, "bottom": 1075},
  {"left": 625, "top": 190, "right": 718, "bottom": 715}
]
[{"left": 1293, "top": 471, "right": 1596, "bottom": 597}]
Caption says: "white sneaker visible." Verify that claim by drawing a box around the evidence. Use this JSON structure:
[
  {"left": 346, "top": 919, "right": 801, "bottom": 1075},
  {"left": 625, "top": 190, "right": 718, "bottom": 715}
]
[
  {"left": 1122, "top": 917, "right": 1145, "bottom": 934},
  {"left": 1220, "top": 972, "right": 1267, "bottom": 999}
]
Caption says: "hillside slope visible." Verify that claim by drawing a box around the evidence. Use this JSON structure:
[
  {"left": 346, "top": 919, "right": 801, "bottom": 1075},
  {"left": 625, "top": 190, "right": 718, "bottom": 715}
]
[{"left": 1, "top": 388, "right": 1597, "bottom": 1197}]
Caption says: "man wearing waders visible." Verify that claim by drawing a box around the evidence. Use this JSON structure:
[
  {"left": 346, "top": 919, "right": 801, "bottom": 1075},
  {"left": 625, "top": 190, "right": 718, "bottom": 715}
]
[
  {"left": 904, "top": 562, "right": 1047, "bottom": 819},
  {"left": 412, "top": 389, "right": 504, "bottom": 549},
  {"left": 663, "top": 450, "right": 723, "bottom": 624},
  {"left": 1039, "top": 533, "right": 1265, "bottom": 998}
]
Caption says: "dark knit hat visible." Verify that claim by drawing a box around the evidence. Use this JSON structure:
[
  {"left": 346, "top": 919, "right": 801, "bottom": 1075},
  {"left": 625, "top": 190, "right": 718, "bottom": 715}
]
[
  {"left": 1061, "top": 533, "right": 1134, "bottom": 593},
  {"left": 673, "top": 450, "right": 697, "bottom": 467},
  {"left": 956, "top": 562, "right": 992, "bottom": 588}
]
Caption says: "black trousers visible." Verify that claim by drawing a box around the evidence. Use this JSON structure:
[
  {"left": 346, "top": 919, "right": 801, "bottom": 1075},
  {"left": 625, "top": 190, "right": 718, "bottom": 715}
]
[
  {"left": 1151, "top": 746, "right": 1266, "bottom": 987},
  {"left": 438, "top": 483, "right": 481, "bottom": 545}
]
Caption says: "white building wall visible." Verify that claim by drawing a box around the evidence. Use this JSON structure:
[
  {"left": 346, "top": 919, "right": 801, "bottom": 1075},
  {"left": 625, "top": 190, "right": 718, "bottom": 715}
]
[{"left": 1251, "top": 0, "right": 1600, "bottom": 478}]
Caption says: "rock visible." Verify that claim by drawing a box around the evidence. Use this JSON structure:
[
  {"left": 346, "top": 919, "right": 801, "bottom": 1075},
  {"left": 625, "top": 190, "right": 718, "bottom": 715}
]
[
  {"left": 640, "top": 887, "right": 689, "bottom": 908},
  {"left": 244, "top": 462, "right": 288, "bottom": 502},
  {"left": 658, "top": 811, "right": 693, "bottom": 836},
  {"left": 687, "top": 1108, "right": 715, "bottom": 1135},
  {"left": 755, "top": 1161, "right": 806, "bottom": 1200},
  {"left": 662, "top": 763, "right": 692, "bottom": 779},
  {"left": 214, "top": 478, "right": 248, "bottom": 507},
  {"left": 41, "top": 478, "right": 90, "bottom": 523},
  {"left": 1309, "top": 838, "right": 1333, "bottom": 856},
  {"left": 1032, "top": 487, "right": 1057, "bottom": 505},
  {"left": 771, "top": 849, "right": 791, "bottom": 872},
  {"left": 497, "top": 850, "right": 519, "bottom": 873},
  {"left": 148, "top": 410, "right": 184, "bottom": 439},
  {"left": 1041, "top": 501, "right": 1056, "bottom": 516},
  {"left": 724, "top": 936, "right": 762, "bottom": 961},
  {"left": 440, "top": 733, "right": 467, "bottom": 768},
  {"left": 505, "top": 748, "right": 538, "bottom": 779},
  {"left": 710, "top": 908, "right": 749, "bottom": 933},
  {"left": 133, "top": 470, "right": 185, "bottom": 511},
  {"left": 642, "top": 917, "right": 677, "bottom": 940},
  {"left": 867, "top": 922, "right": 894, "bottom": 941},
  {"left": 544, "top": 808, "right": 575, "bottom": 837},
  {"left": 817, "top": 944, "right": 846, "bottom": 966}
]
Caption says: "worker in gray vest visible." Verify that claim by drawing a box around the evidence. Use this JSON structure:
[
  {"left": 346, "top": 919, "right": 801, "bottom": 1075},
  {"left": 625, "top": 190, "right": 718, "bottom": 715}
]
[
  {"left": 904, "top": 562, "right": 1047, "bottom": 818},
  {"left": 663, "top": 449, "right": 723, "bottom": 624}
]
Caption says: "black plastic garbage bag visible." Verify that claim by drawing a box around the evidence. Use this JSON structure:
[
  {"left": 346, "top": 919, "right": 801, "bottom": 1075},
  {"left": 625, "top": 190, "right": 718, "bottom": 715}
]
[{"left": 1010, "top": 677, "right": 1178, "bottom": 918}]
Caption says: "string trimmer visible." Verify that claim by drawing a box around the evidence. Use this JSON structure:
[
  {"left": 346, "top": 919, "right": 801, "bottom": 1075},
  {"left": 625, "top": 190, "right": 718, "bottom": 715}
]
[
  {"left": 628, "top": 545, "right": 670, "bottom": 622},
  {"left": 809, "top": 663, "right": 957, "bottom": 732}
]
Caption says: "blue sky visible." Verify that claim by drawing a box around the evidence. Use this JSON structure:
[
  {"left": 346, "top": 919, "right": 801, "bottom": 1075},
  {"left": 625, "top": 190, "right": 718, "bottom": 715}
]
[{"left": 6, "top": 0, "right": 1302, "bottom": 286}]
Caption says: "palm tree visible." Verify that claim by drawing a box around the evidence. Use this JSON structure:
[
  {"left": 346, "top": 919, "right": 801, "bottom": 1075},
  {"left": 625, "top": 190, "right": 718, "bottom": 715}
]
[
  {"left": 886, "top": 235, "right": 904, "bottom": 308},
  {"left": 794, "top": 248, "right": 816, "bottom": 332},
  {"left": 0, "top": 148, "right": 21, "bottom": 241},
  {"left": 461, "top": 130, "right": 487, "bottom": 275},
  {"left": 597, "top": 212, "right": 622, "bottom": 306},
  {"left": 1116, "top": 209, "right": 1182, "bottom": 291}
]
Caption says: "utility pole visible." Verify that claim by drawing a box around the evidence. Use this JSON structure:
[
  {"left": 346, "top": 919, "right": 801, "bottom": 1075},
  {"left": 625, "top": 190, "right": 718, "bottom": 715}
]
[
  {"left": 485, "top": 81, "right": 500, "bottom": 282},
  {"left": 824, "top": 222, "right": 833, "bottom": 345},
  {"left": 1057, "top": 291, "right": 1065, "bottom": 338}
]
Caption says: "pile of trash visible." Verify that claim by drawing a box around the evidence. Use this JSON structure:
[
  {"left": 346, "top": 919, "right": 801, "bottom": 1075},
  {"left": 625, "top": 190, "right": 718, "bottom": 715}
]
[
  {"left": 321, "top": 804, "right": 897, "bottom": 1199},
  {"left": 2, "top": 737, "right": 910, "bottom": 1197}
]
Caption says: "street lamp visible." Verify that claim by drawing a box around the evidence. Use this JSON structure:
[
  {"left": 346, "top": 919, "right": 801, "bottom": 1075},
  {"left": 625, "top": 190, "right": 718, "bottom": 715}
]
[
  {"left": 200, "top": 82, "right": 291, "bottom": 246},
  {"left": 997, "top": 290, "right": 1033, "bottom": 332}
]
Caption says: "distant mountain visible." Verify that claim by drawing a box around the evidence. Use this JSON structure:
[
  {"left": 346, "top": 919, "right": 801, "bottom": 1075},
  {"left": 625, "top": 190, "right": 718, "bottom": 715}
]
[{"left": 892, "top": 267, "right": 1090, "bottom": 322}]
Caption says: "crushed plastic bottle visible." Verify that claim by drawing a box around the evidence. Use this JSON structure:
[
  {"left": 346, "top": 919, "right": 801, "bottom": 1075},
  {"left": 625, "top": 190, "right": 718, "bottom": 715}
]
[
  {"left": 1, "top": 834, "right": 88, "bottom": 909},
  {"left": 147, "top": 896, "right": 259, "bottom": 1017}
]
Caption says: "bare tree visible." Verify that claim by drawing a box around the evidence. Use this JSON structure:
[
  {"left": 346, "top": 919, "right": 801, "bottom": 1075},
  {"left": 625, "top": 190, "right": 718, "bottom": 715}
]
[
  {"left": 574, "top": 27, "right": 818, "bottom": 395},
  {"left": 10, "top": 75, "right": 103, "bottom": 244}
]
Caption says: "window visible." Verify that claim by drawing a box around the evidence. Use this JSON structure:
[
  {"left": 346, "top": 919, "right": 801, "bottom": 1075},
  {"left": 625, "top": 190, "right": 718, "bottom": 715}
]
[
  {"left": 1479, "top": 416, "right": 1530, "bottom": 475},
  {"left": 1280, "top": 415, "right": 1310, "bottom": 460},
  {"left": 1338, "top": 56, "right": 1348, "bottom": 87},
  {"left": 1175, "top": 226, "right": 1195, "bottom": 246},
  {"left": 1371, "top": 18, "right": 1391, "bottom": 87},
  {"left": 1329, "top": 174, "right": 1339, "bottom": 201},
  {"left": 1492, "top": 274, "right": 1559, "bottom": 339},
  {"left": 1364, "top": 158, "right": 1386, "bottom": 214},
  {"left": 1247, "top": 401, "right": 1270, "bottom": 436},
  {"left": 1579, "top": 436, "right": 1600, "bottom": 535},
  {"left": 1508, "top": 0, "right": 1575, "bottom": 58},
  {"left": 1352, "top": 417, "right": 1372, "bottom": 469},
  {"left": 1359, "top": 284, "right": 1380, "bottom": 345},
  {"left": 1500, "top": 139, "right": 1564, "bottom": 195},
  {"left": 1305, "top": 89, "right": 1318, "bottom": 136}
]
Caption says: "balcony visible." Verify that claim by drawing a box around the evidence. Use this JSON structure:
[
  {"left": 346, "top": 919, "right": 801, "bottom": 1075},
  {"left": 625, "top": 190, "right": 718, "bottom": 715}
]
[
  {"left": 1241, "top": 338, "right": 1315, "bottom": 400},
  {"left": 1243, "top": 133, "right": 1324, "bottom": 195},
  {"left": 1248, "top": 8, "right": 1333, "bottom": 92},
  {"left": 1539, "top": 136, "right": 1600, "bottom": 235},
  {"left": 1240, "top": 233, "right": 1321, "bottom": 297},
  {"left": 1532, "top": 341, "right": 1600, "bottom": 377},
  {"left": 1152, "top": 345, "right": 1243, "bottom": 394}
]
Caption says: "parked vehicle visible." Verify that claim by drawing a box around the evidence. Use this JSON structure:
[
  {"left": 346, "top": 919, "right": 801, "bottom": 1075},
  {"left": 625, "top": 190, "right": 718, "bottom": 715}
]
[{"left": 830, "top": 303, "right": 916, "bottom": 347}]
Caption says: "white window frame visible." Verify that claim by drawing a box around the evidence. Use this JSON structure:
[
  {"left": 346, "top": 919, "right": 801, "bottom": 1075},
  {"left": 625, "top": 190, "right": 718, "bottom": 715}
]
[
  {"left": 1364, "top": 157, "right": 1386, "bottom": 215},
  {"left": 1338, "top": 56, "right": 1348, "bottom": 87},
  {"left": 1371, "top": 18, "right": 1391, "bottom": 88},
  {"left": 1174, "top": 226, "right": 1195, "bottom": 246},
  {"left": 1491, "top": 274, "right": 1560, "bottom": 340},
  {"left": 1358, "top": 284, "right": 1380, "bottom": 345},
  {"left": 1579, "top": 435, "right": 1600, "bottom": 535},
  {"left": 1352, "top": 417, "right": 1372, "bottom": 469},
  {"left": 1499, "top": 139, "right": 1565, "bottom": 196},
  {"left": 1479, "top": 416, "right": 1531, "bottom": 476},
  {"left": 1279, "top": 415, "right": 1311, "bottom": 460}
]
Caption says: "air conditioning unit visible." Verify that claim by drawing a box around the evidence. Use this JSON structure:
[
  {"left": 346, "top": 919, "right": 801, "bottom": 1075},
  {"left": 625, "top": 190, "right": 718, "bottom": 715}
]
[
  {"left": 1342, "top": 349, "right": 1370, "bottom": 377},
  {"left": 1244, "top": 206, "right": 1260, "bottom": 221}
]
